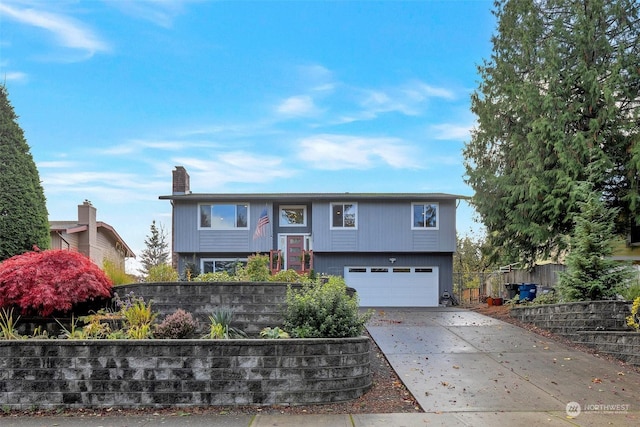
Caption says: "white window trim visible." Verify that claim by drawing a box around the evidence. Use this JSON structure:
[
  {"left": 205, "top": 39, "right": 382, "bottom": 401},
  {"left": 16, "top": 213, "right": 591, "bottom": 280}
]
[
  {"left": 330, "top": 202, "right": 358, "bottom": 230},
  {"left": 197, "top": 203, "right": 250, "bottom": 230},
  {"left": 279, "top": 205, "right": 307, "bottom": 227},
  {"left": 411, "top": 202, "right": 439, "bottom": 230},
  {"left": 201, "top": 258, "right": 248, "bottom": 274}
]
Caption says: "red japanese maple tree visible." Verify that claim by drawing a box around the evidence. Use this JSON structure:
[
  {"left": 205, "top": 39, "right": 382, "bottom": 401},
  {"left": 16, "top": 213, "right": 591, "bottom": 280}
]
[{"left": 0, "top": 249, "right": 113, "bottom": 317}]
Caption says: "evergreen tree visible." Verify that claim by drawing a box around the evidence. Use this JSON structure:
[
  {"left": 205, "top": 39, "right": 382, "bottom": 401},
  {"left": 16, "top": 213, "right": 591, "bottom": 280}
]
[
  {"left": 454, "top": 232, "right": 495, "bottom": 289},
  {"left": 0, "top": 85, "right": 50, "bottom": 260},
  {"left": 557, "top": 183, "right": 635, "bottom": 301},
  {"left": 463, "top": 0, "right": 640, "bottom": 266},
  {"left": 138, "top": 220, "right": 170, "bottom": 278}
]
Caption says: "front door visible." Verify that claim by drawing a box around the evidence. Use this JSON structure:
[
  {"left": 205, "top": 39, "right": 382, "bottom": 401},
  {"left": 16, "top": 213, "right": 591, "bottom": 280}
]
[{"left": 286, "top": 235, "right": 305, "bottom": 271}]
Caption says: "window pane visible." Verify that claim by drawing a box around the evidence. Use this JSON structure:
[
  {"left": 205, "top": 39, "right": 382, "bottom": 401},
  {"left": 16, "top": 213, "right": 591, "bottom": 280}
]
[
  {"left": 343, "top": 204, "right": 356, "bottom": 227},
  {"left": 200, "top": 205, "right": 212, "bottom": 228},
  {"left": 203, "top": 261, "right": 214, "bottom": 274},
  {"left": 281, "top": 207, "right": 305, "bottom": 225},
  {"left": 211, "top": 205, "right": 236, "bottom": 229},
  {"left": 215, "top": 260, "right": 246, "bottom": 273},
  {"left": 413, "top": 204, "right": 424, "bottom": 228},
  {"left": 424, "top": 204, "right": 437, "bottom": 227},
  {"left": 332, "top": 204, "right": 343, "bottom": 227},
  {"left": 236, "top": 204, "right": 248, "bottom": 228}
]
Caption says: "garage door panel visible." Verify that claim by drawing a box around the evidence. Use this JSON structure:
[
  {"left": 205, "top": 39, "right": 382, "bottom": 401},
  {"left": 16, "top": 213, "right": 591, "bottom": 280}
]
[{"left": 345, "top": 266, "right": 439, "bottom": 307}]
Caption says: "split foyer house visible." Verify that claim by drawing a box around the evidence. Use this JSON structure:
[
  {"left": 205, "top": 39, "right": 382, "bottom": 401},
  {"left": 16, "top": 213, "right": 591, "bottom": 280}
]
[
  {"left": 160, "top": 166, "right": 464, "bottom": 307},
  {"left": 49, "top": 201, "right": 135, "bottom": 270}
]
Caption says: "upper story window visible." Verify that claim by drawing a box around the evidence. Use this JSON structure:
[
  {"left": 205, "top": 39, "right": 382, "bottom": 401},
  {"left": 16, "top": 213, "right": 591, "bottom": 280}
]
[
  {"left": 331, "top": 203, "right": 357, "bottom": 229},
  {"left": 199, "top": 204, "right": 248, "bottom": 229},
  {"left": 412, "top": 203, "right": 438, "bottom": 229},
  {"left": 279, "top": 205, "right": 307, "bottom": 227}
]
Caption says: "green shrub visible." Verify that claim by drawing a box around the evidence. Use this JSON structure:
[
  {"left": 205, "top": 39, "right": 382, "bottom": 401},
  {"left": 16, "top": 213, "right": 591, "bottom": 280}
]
[
  {"left": 627, "top": 296, "right": 640, "bottom": 332},
  {"left": 103, "top": 259, "right": 135, "bottom": 285},
  {"left": 0, "top": 308, "right": 22, "bottom": 340},
  {"left": 115, "top": 292, "right": 157, "bottom": 339},
  {"left": 283, "top": 276, "right": 371, "bottom": 338},
  {"left": 620, "top": 282, "right": 640, "bottom": 301},
  {"left": 147, "top": 264, "right": 179, "bottom": 282},
  {"left": 204, "top": 307, "right": 246, "bottom": 339},
  {"left": 154, "top": 309, "right": 198, "bottom": 339},
  {"left": 260, "top": 327, "right": 290, "bottom": 339},
  {"left": 531, "top": 291, "right": 558, "bottom": 305},
  {"left": 245, "top": 254, "right": 270, "bottom": 281},
  {"left": 193, "top": 271, "right": 234, "bottom": 282},
  {"left": 270, "top": 269, "right": 312, "bottom": 283}
]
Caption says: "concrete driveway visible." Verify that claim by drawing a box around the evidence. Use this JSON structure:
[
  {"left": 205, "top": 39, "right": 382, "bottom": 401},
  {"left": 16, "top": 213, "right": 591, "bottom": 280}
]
[{"left": 366, "top": 307, "right": 640, "bottom": 426}]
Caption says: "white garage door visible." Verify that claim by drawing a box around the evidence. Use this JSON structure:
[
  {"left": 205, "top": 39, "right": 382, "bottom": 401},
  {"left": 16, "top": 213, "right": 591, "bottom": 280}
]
[{"left": 344, "top": 266, "right": 440, "bottom": 307}]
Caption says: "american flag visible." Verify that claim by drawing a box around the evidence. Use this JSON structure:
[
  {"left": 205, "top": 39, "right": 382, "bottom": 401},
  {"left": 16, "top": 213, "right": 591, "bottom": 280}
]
[{"left": 253, "top": 208, "right": 270, "bottom": 239}]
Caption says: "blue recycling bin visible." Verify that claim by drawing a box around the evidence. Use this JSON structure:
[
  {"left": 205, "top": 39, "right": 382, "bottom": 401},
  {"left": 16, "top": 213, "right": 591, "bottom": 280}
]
[{"left": 518, "top": 283, "right": 537, "bottom": 301}]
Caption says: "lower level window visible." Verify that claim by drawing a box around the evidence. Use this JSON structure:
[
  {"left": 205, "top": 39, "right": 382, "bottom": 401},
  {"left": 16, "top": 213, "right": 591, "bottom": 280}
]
[{"left": 201, "top": 258, "right": 247, "bottom": 274}]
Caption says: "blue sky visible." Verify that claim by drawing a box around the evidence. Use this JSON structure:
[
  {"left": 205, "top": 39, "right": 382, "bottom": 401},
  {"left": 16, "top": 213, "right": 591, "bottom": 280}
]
[{"left": 1, "top": 0, "right": 495, "bottom": 272}]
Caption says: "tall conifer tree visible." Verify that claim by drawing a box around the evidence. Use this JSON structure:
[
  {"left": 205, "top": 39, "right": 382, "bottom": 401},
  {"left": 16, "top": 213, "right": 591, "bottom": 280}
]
[
  {"left": 138, "top": 220, "right": 170, "bottom": 278},
  {"left": 0, "top": 85, "right": 50, "bottom": 260},
  {"left": 464, "top": 0, "right": 640, "bottom": 265},
  {"left": 556, "top": 183, "right": 635, "bottom": 301}
]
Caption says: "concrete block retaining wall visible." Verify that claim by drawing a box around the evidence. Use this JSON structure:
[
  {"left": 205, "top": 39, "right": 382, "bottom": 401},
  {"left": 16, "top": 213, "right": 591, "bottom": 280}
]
[
  {"left": 115, "top": 282, "right": 298, "bottom": 336},
  {"left": 511, "top": 301, "right": 640, "bottom": 366},
  {"left": 576, "top": 331, "right": 640, "bottom": 366},
  {"left": 0, "top": 337, "right": 371, "bottom": 409}
]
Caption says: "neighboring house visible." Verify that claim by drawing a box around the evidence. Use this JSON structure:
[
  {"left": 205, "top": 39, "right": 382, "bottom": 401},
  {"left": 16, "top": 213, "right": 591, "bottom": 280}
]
[
  {"left": 611, "top": 237, "right": 640, "bottom": 280},
  {"left": 50, "top": 201, "right": 135, "bottom": 270},
  {"left": 160, "top": 166, "right": 465, "bottom": 307}
]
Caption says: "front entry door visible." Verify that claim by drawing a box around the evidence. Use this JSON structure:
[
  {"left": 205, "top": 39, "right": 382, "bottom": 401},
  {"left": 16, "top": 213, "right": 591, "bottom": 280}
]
[{"left": 286, "top": 235, "right": 305, "bottom": 271}]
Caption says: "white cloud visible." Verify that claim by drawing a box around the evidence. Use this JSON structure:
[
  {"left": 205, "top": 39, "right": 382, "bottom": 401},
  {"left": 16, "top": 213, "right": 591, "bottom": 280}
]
[
  {"left": 37, "top": 160, "right": 77, "bottom": 168},
  {"left": 276, "top": 95, "right": 319, "bottom": 117},
  {"left": 173, "top": 151, "right": 296, "bottom": 188},
  {"left": 299, "top": 64, "right": 336, "bottom": 93},
  {"left": 0, "top": 2, "right": 110, "bottom": 56},
  {"left": 96, "top": 139, "right": 220, "bottom": 156},
  {"left": 404, "top": 81, "right": 455, "bottom": 101},
  {"left": 343, "top": 80, "right": 457, "bottom": 122},
  {"left": 430, "top": 123, "right": 474, "bottom": 141},
  {"left": 297, "top": 134, "right": 422, "bottom": 170},
  {"left": 106, "top": 0, "right": 192, "bottom": 28},
  {"left": 2, "top": 71, "right": 28, "bottom": 82}
]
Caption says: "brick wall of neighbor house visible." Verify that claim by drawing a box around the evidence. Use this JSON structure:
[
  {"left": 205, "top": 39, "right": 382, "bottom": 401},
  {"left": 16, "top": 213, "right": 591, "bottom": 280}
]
[{"left": 0, "top": 337, "right": 371, "bottom": 409}]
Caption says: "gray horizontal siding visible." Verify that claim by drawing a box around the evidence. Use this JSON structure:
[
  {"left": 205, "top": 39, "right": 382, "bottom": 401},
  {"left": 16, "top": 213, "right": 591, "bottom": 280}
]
[
  {"left": 312, "top": 200, "right": 456, "bottom": 252},
  {"left": 173, "top": 198, "right": 457, "bottom": 254},
  {"left": 173, "top": 203, "right": 275, "bottom": 253}
]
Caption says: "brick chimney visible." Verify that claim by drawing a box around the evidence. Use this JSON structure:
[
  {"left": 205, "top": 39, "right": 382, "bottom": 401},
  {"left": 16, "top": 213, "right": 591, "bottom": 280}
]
[
  {"left": 77, "top": 200, "right": 99, "bottom": 263},
  {"left": 172, "top": 166, "right": 191, "bottom": 195}
]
